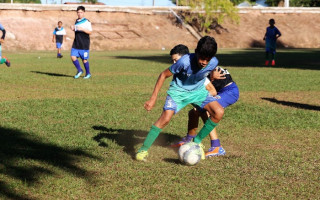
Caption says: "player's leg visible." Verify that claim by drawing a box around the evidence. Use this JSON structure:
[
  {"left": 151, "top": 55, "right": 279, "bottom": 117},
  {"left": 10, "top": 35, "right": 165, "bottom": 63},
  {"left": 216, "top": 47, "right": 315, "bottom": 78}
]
[
  {"left": 265, "top": 49, "right": 270, "bottom": 66},
  {"left": 206, "top": 83, "right": 239, "bottom": 157},
  {"left": 71, "top": 48, "right": 83, "bottom": 78},
  {"left": 170, "top": 108, "right": 201, "bottom": 147},
  {"left": 271, "top": 49, "right": 276, "bottom": 66},
  {"left": 56, "top": 43, "right": 62, "bottom": 58},
  {"left": 0, "top": 46, "right": 10, "bottom": 67},
  {"left": 136, "top": 110, "right": 175, "bottom": 161},
  {"left": 80, "top": 50, "right": 91, "bottom": 79}
]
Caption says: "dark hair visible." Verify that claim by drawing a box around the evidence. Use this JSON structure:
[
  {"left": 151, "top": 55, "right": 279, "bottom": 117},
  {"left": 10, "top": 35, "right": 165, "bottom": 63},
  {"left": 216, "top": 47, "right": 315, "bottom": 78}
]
[
  {"left": 269, "top": 19, "right": 275, "bottom": 24},
  {"left": 195, "top": 36, "right": 217, "bottom": 58},
  {"left": 77, "top": 6, "right": 85, "bottom": 12},
  {"left": 58, "top": 21, "right": 62, "bottom": 24},
  {"left": 170, "top": 44, "right": 189, "bottom": 56}
]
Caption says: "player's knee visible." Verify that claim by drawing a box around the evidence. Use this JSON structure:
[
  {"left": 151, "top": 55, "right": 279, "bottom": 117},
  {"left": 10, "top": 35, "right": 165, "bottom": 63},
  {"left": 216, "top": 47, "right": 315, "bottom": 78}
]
[{"left": 214, "top": 107, "right": 224, "bottom": 121}]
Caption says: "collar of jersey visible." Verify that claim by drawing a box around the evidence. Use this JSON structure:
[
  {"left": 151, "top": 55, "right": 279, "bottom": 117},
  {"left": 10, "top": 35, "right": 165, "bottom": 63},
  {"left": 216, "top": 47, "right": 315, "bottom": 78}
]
[{"left": 76, "top": 18, "right": 87, "bottom": 25}]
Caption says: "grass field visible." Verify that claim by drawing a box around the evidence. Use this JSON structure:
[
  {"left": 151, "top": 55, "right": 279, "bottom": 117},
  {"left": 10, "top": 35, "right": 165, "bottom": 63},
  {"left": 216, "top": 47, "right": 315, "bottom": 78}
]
[{"left": 0, "top": 49, "right": 319, "bottom": 199}]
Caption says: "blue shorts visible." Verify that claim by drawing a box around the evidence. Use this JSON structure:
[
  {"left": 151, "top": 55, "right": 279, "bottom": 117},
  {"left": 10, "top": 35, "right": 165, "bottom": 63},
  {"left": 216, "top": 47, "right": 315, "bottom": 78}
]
[
  {"left": 71, "top": 48, "right": 90, "bottom": 60},
  {"left": 195, "top": 82, "right": 239, "bottom": 112},
  {"left": 56, "top": 43, "right": 62, "bottom": 49},
  {"left": 215, "top": 82, "right": 239, "bottom": 108}
]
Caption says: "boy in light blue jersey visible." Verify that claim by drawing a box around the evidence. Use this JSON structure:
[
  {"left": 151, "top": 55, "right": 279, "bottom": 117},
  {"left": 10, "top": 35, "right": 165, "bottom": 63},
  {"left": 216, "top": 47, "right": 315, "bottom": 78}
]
[
  {"left": 263, "top": 19, "right": 281, "bottom": 66},
  {"left": 52, "top": 21, "right": 66, "bottom": 58},
  {"left": 136, "top": 36, "right": 225, "bottom": 161},
  {"left": 70, "top": 6, "right": 92, "bottom": 79},
  {"left": 0, "top": 23, "right": 10, "bottom": 67}
]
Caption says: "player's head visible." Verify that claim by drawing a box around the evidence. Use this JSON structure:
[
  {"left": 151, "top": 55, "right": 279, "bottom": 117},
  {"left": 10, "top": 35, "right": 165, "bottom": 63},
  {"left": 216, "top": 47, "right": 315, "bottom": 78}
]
[
  {"left": 269, "top": 19, "right": 275, "bottom": 26},
  {"left": 58, "top": 21, "right": 62, "bottom": 28},
  {"left": 77, "top": 6, "right": 85, "bottom": 19},
  {"left": 170, "top": 44, "right": 189, "bottom": 63},
  {"left": 195, "top": 36, "right": 217, "bottom": 68}
]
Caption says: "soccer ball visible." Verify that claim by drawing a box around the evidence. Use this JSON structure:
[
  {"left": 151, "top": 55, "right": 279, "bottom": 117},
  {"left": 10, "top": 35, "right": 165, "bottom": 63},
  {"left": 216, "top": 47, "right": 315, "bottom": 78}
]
[{"left": 178, "top": 142, "right": 202, "bottom": 166}]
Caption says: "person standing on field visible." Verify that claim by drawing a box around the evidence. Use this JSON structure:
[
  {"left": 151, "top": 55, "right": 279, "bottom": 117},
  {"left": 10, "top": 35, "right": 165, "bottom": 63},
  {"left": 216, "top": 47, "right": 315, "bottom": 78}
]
[
  {"left": 263, "top": 18, "right": 281, "bottom": 66},
  {"left": 70, "top": 6, "right": 92, "bottom": 79}
]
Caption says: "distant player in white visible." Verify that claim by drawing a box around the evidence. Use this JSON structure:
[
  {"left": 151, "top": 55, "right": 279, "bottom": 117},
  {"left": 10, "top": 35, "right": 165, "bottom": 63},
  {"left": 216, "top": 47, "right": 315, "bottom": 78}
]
[
  {"left": 52, "top": 21, "right": 66, "bottom": 58},
  {"left": 70, "top": 6, "right": 92, "bottom": 79}
]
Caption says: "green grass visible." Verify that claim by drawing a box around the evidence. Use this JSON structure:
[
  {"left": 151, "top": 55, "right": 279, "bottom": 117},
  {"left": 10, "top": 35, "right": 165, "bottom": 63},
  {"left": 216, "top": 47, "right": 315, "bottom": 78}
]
[{"left": 0, "top": 49, "right": 319, "bottom": 199}]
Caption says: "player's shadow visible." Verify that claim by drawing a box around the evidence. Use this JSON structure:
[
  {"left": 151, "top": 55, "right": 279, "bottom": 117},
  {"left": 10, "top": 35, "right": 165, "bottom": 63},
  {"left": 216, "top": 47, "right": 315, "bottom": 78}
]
[
  {"left": 109, "top": 55, "right": 172, "bottom": 65},
  {"left": 92, "top": 126, "right": 181, "bottom": 158},
  {"left": 30, "top": 71, "right": 73, "bottom": 77},
  {"left": 261, "top": 97, "right": 320, "bottom": 111},
  {"left": 0, "top": 127, "right": 99, "bottom": 200}
]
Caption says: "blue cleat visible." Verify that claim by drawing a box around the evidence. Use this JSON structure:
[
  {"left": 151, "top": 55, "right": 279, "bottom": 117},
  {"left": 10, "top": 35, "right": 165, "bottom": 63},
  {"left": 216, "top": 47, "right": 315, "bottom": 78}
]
[
  {"left": 83, "top": 74, "right": 91, "bottom": 79},
  {"left": 74, "top": 71, "right": 83, "bottom": 79}
]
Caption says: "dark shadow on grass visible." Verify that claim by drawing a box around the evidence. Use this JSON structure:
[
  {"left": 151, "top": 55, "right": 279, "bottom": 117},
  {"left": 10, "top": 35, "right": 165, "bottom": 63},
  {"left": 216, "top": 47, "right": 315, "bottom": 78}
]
[
  {"left": 92, "top": 126, "right": 181, "bottom": 158},
  {"left": 30, "top": 71, "right": 73, "bottom": 77},
  {"left": 0, "top": 127, "right": 99, "bottom": 200},
  {"left": 261, "top": 97, "right": 320, "bottom": 111},
  {"left": 162, "top": 158, "right": 182, "bottom": 165},
  {"left": 111, "top": 48, "right": 320, "bottom": 70}
]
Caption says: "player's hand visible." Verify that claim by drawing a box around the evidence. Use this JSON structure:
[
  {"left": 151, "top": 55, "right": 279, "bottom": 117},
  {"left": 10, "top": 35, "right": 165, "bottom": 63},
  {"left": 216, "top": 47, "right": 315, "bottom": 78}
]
[
  {"left": 70, "top": 25, "right": 75, "bottom": 31},
  {"left": 211, "top": 68, "right": 226, "bottom": 81},
  {"left": 144, "top": 98, "right": 156, "bottom": 111}
]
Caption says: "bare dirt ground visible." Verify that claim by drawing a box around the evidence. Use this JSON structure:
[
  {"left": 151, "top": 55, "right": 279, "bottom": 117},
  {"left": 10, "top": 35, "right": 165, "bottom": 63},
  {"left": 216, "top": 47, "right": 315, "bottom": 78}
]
[{"left": 0, "top": 9, "right": 319, "bottom": 51}]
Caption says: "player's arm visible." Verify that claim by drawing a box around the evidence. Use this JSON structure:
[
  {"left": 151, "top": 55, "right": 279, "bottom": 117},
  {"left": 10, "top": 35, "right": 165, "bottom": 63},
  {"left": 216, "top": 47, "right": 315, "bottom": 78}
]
[
  {"left": 144, "top": 68, "right": 173, "bottom": 111},
  {"left": 276, "top": 29, "right": 282, "bottom": 39},
  {"left": 52, "top": 34, "right": 55, "bottom": 43},
  {"left": 0, "top": 28, "right": 6, "bottom": 43},
  {"left": 205, "top": 80, "right": 217, "bottom": 96}
]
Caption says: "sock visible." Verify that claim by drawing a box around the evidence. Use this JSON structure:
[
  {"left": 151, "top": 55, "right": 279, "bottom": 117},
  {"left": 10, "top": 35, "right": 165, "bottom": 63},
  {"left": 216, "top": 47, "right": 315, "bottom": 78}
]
[
  {"left": 0, "top": 58, "right": 6, "bottom": 64},
  {"left": 84, "top": 62, "right": 90, "bottom": 75},
  {"left": 138, "top": 125, "right": 162, "bottom": 152},
  {"left": 211, "top": 139, "right": 221, "bottom": 147},
  {"left": 58, "top": 53, "right": 61, "bottom": 57},
  {"left": 185, "top": 134, "right": 195, "bottom": 142},
  {"left": 73, "top": 60, "right": 82, "bottom": 73},
  {"left": 194, "top": 119, "right": 218, "bottom": 144}
]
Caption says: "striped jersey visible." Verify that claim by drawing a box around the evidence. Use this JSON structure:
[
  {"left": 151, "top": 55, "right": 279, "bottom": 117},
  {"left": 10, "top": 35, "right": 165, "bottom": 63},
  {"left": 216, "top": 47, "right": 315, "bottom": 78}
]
[
  {"left": 53, "top": 27, "right": 66, "bottom": 44},
  {"left": 72, "top": 18, "right": 92, "bottom": 50}
]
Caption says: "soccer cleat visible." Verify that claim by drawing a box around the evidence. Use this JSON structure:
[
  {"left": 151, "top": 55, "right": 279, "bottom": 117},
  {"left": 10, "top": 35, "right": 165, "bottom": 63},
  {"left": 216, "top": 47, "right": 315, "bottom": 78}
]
[
  {"left": 58, "top": 55, "right": 63, "bottom": 58},
  {"left": 271, "top": 60, "right": 275, "bottom": 66},
  {"left": 170, "top": 136, "right": 192, "bottom": 147},
  {"left": 205, "top": 146, "right": 226, "bottom": 158},
  {"left": 74, "top": 71, "right": 83, "bottom": 79},
  {"left": 199, "top": 143, "right": 205, "bottom": 160},
  {"left": 83, "top": 74, "right": 91, "bottom": 79},
  {"left": 136, "top": 150, "right": 148, "bottom": 161},
  {"left": 3, "top": 56, "right": 10, "bottom": 67},
  {"left": 265, "top": 60, "right": 269, "bottom": 66}
]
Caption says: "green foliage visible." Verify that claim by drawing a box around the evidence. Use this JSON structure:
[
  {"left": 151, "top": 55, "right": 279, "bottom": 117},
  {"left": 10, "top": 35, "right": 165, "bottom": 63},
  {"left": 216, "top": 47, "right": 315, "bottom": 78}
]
[
  {"left": 81, "top": 0, "right": 97, "bottom": 4},
  {"left": 179, "top": 0, "right": 239, "bottom": 33}
]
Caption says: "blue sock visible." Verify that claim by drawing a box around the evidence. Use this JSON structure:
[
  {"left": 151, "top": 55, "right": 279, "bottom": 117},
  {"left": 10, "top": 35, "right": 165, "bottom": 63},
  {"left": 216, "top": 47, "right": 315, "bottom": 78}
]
[
  {"left": 84, "top": 62, "right": 90, "bottom": 75},
  {"left": 185, "top": 134, "right": 195, "bottom": 142},
  {"left": 211, "top": 139, "right": 221, "bottom": 147},
  {"left": 58, "top": 53, "right": 61, "bottom": 56},
  {"left": 73, "top": 60, "right": 82, "bottom": 73}
]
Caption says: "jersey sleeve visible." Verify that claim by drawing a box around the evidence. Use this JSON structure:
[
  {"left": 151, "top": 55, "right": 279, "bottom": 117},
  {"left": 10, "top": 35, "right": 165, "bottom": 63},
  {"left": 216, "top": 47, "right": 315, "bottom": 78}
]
[
  {"left": 87, "top": 22, "right": 92, "bottom": 31},
  {"left": 0, "top": 24, "right": 4, "bottom": 31},
  {"left": 169, "top": 56, "right": 187, "bottom": 74},
  {"left": 53, "top": 28, "right": 56, "bottom": 35}
]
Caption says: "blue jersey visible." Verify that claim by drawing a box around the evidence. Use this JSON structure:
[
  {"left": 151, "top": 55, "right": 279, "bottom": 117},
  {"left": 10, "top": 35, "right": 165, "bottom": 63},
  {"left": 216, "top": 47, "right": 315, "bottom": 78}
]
[
  {"left": 169, "top": 53, "right": 218, "bottom": 91},
  {"left": 265, "top": 26, "right": 281, "bottom": 45}
]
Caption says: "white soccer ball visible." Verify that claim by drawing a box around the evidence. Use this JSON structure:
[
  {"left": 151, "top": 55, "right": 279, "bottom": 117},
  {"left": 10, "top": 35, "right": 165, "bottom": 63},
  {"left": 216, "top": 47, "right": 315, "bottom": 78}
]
[{"left": 178, "top": 142, "right": 202, "bottom": 166}]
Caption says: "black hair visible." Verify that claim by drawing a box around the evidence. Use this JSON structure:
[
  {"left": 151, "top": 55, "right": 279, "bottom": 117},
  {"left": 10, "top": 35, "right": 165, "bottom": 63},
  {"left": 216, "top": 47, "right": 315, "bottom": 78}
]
[
  {"left": 269, "top": 19, "right": 275, "bottom": 24},
  {"left": 195, "top": 36, "right": 217, "bottom": 58},
  {"left": 170, "top": 44, "right": 189, "bottom": 56},
  {"left": 77, "top": 6, "right": 85, "bottom": 12}
]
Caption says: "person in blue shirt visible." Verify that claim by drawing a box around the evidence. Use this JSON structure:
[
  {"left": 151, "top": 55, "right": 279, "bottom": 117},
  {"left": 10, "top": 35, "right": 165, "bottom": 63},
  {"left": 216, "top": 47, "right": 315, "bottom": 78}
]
[
  {"left": 170, "top": 45, "right": 240, "bottom": 158},
  {"left": 70, "top": 6, "right": 92, "bottom": 79},
  {"left": 0, "top": 23, "right": 10, "bottom": 67},
  {"left": 263, "top": 19, "right": 281, "bottom": 66},
  {"left": 52, "top": 21, "right": 66, "bottom": 58},
  {"left": 136, "top": 36, "right": 224, "bottom": 162}
]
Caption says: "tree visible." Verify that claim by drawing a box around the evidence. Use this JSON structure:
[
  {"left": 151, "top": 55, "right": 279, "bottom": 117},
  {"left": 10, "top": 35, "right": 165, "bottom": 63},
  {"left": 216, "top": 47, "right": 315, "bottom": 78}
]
[{"left": 179, "top": 0, "right": 239, "bottom": 33}]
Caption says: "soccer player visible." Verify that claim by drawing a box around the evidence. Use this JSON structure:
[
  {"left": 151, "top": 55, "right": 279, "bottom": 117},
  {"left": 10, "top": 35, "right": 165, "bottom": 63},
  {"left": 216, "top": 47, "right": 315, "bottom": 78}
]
[
  {"left": 0, "top": 23, "right": 10, "bottom": 67},
  {"left": 70, "top": 6, "right": 92, "bottom": 79},
  {"left": 136, "top": 36, "right": 224, "bottom": 161},
  {"left": 52, "top": 21, "right": 66, "bottom": 58},
  {"left": 263, "top": 18, "right": 281, "bottom": 66},
  {"left": 170, "top": 45, "right": 240, "bottom": 158}
]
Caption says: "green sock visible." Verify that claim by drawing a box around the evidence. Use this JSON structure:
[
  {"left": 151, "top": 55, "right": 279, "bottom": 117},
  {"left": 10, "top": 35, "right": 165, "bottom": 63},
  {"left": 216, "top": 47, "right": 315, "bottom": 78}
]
[
  {"left": 194, "top": 119, "right": 218, "bottom": 144},
  {"left": 0, "top": 58, "right": 6, "bottom": 64},
  {"left": 138, "top": 125, "right": 162, "bottom": 152}
]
